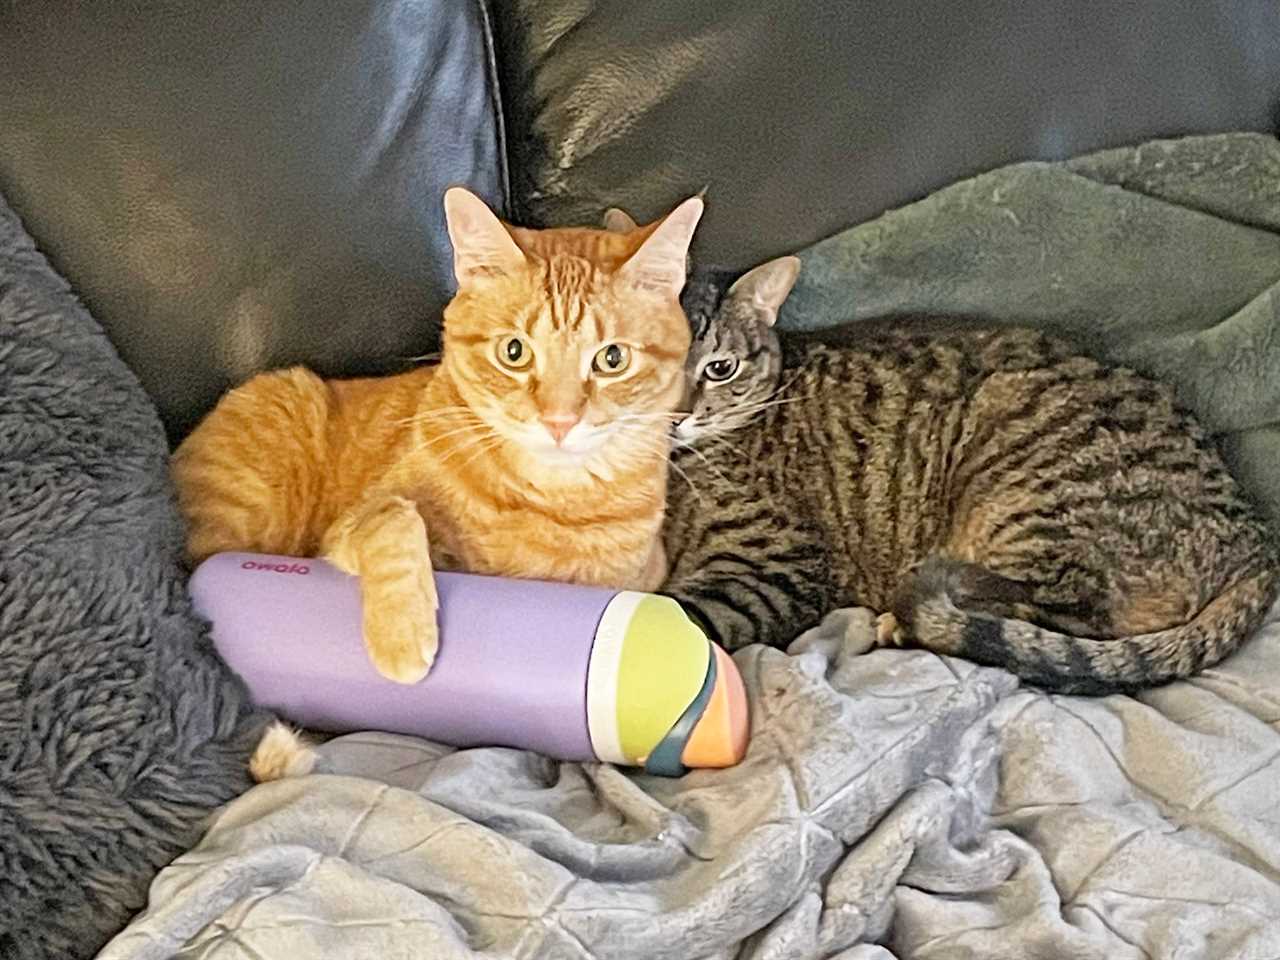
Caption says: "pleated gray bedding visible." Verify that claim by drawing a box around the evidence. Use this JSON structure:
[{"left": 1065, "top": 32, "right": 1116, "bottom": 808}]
[{"left": 99, "top": 601, "right": 1280, "bottom": 959}]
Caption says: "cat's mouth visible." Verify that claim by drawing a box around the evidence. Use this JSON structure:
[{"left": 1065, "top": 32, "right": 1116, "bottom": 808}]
[
  {"left": 672, "top": 415, "right": 702, "bottom": 443},
  {"left": 510, "top": 423, "right": 608, "bottom": 465},
  {"left": 673, "top": 412, "right": 753, "bottom": 445}
]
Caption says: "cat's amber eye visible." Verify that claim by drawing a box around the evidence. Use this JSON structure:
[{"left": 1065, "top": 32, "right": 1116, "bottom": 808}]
[
  {"left": 592, "top": 343, "right": 631, "bottom": 376},
  {"left": 496, "top": 336, "right": 533, "bottom": 370},
  {"left": 703, "top": 357, "right": 740, "bottom": 383}
]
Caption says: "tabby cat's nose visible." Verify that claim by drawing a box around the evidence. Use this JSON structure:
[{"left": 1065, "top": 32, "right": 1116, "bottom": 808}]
[{"left": 540, "top": 412, "right": 580, "bottom": 445}]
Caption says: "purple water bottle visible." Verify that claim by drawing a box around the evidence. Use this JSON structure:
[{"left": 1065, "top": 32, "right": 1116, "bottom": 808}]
[{"left": 189, "top": 553, "right": 749, "bottom": 775}]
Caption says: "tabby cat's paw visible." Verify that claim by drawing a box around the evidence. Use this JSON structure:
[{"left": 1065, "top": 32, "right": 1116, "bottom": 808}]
[
  {"left": 875, "top": 611, "right": 908, "bottom": 648},
  {"left": 364, "top": 601, "right": 439, "bottom": 684},
  {"left": 788, "top": 607, "right": 879, "bottom": 660}
]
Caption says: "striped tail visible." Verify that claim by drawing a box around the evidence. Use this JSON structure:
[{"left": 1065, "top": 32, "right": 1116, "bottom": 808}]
[{"left": 895, "top": 555, "right": 1280, "bottom": 694}]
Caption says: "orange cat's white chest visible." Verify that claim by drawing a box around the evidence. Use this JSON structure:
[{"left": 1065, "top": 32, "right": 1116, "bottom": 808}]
[
  {"left": 387, "top": 425, "right": 669, "bottom": 592},
  {"left": 431, "top": 493, "right": 660, "bottom": 591}
]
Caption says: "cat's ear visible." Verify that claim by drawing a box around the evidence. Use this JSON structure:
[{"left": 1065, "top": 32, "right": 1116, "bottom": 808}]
[
  {"left": 727, "top": 256, "right": 801, "bottom": 326},
  {"left": 443, "top": 186, "right": 526, "bottom": 286},
  {"left": 602, "top": 207, "right": 639, "bottom": 233},
  {"left": 616, "top": 196, "right": 704, "bottom": 298}
]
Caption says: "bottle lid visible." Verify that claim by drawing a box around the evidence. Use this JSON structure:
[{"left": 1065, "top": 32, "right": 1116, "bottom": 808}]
[{"left": 586, "top": 591, "right": 749, "bottom": 774}]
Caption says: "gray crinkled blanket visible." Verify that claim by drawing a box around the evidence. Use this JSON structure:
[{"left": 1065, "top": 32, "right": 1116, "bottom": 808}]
[{"left": 100, "top": 605, "right": 1280, "bottom": 959}]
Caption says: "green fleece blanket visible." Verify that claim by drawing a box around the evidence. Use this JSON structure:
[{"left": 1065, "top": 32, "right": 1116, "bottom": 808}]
[{"left": 781, "top": 132, "right": 1280, "bottom": 520}]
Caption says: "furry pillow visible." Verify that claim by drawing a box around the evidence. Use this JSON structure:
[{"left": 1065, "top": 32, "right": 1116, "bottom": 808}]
[{"left": 0, "top": 194, "right": 262, "bottom": 958}]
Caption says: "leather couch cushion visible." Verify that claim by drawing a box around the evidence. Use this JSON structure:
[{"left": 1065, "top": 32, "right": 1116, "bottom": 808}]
[
  {"left": 493, "top": 0, "right": 1280, "bottom": 270},
  {"left": 0, "top": 1, "right": 506, "bottom": 441}
]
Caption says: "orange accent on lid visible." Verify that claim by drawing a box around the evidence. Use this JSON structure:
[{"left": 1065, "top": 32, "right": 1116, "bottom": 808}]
[{"left": 681, "top": 644, "right": 750, "bottom": 768}]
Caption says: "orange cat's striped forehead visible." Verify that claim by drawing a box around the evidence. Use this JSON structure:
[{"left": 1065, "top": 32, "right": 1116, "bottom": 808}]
[
  {"left": 446, "top": 225, "right": 690, "bottom": 355},
  {"left": 506, "top": 220, "right": 661, "bottom": 268}
]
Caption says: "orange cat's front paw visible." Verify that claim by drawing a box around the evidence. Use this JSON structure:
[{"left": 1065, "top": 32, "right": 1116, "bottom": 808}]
[
  {"left": 327, "top": 492, "right": 441, "bottom": 684},
  {"left": 364, "top": 598, "right": 439, "bottom": 684}
]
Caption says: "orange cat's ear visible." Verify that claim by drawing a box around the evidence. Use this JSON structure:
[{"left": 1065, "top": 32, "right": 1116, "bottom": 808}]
[
  {"left": 616, "top": 196, "right": 704, "bottom": 298},
  {"left": 726, "top": 256, "right": 801, "bottom": 327},
  {"left": 602, "top": 207, "right": 639, "bottom": 233},
  {"left": 443, "top": 186, "right": 526, "bottom": 286}
]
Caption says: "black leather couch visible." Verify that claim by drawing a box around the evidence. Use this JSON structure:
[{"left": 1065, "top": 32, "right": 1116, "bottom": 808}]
[
  {"left": 2, "top": 0, "right": 1278, "bottom": 441},
  {"left": 2, "top": 5, "right": 1280, "bottom": 956}
]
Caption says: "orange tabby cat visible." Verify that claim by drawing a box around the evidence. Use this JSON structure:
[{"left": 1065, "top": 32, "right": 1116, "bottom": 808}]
[{"left": 173, "top": 188, "right": 703, "bottom": 695}]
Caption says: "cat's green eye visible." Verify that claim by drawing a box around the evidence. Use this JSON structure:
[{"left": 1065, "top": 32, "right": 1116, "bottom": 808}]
[
  {"left": 703, "top": 357, "right": 740, "bottom": 383},
  {"left": 496, "top": 336, "right": 533, "bottom": 370},
  {"left": 592, "top": 343, "right": 631, "bottom": 376}
]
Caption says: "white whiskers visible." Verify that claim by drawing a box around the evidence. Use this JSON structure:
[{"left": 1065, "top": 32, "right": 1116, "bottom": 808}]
[
  {"left": 613, "top": 422, "right": 706, "bottom": 504},
  {"left": 395, "top": 405, "right": 477, "bottom": 427},
  {"left": 684, "top": 373, "right": 811, "bottom": 445},
  {"left": 670, "top": 434, "right": 731, "bottom": 486},
  {"left": 451, "top": 435, "right": 507, "bottom": 474}
]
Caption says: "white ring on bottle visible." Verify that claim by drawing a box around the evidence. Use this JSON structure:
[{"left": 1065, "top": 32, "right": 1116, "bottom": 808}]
[{"left": 585, "top": 591, "right": 644, "bottom": 765}]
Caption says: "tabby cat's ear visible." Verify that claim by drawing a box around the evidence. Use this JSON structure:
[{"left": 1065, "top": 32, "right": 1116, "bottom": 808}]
[
  {"left": 443, "top": 186, "right": 526, "bottom": 286},
  {"left": 726, "top": 256, "right": 802, "bottom": 326},
  {"left": 602, "top": 208, "right": 639, "bottom": 233},
  {"left": 616, "top": 196, "right": 704, "bottom": 298}
]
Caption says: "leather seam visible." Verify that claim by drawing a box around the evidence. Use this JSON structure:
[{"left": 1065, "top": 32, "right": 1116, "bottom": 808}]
[{"left": 473, "top": 0, "right": 512, "bottom": 219}]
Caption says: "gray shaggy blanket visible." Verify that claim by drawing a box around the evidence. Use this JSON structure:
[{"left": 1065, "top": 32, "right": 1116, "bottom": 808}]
[{"left": 0, "top": 193, "right": 262, "bottom": 959}]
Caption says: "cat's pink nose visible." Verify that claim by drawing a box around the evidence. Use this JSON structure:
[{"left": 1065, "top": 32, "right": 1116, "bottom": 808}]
[{"left": 540, "top": 412, "right": 580, "bottom": 445}]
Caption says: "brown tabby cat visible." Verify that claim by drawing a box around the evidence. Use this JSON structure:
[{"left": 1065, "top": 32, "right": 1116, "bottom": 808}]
[
  {"left": 173, "top": 188, "right": 702, "bottom": 704},
  {"left": 659, "top": 254, "right": 1279, "bottom": 694}
]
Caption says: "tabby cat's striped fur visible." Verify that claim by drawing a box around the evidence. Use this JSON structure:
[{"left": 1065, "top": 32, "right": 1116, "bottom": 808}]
[{"left": 661, "top": 257, "right": 1279, "bottom": 693}]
